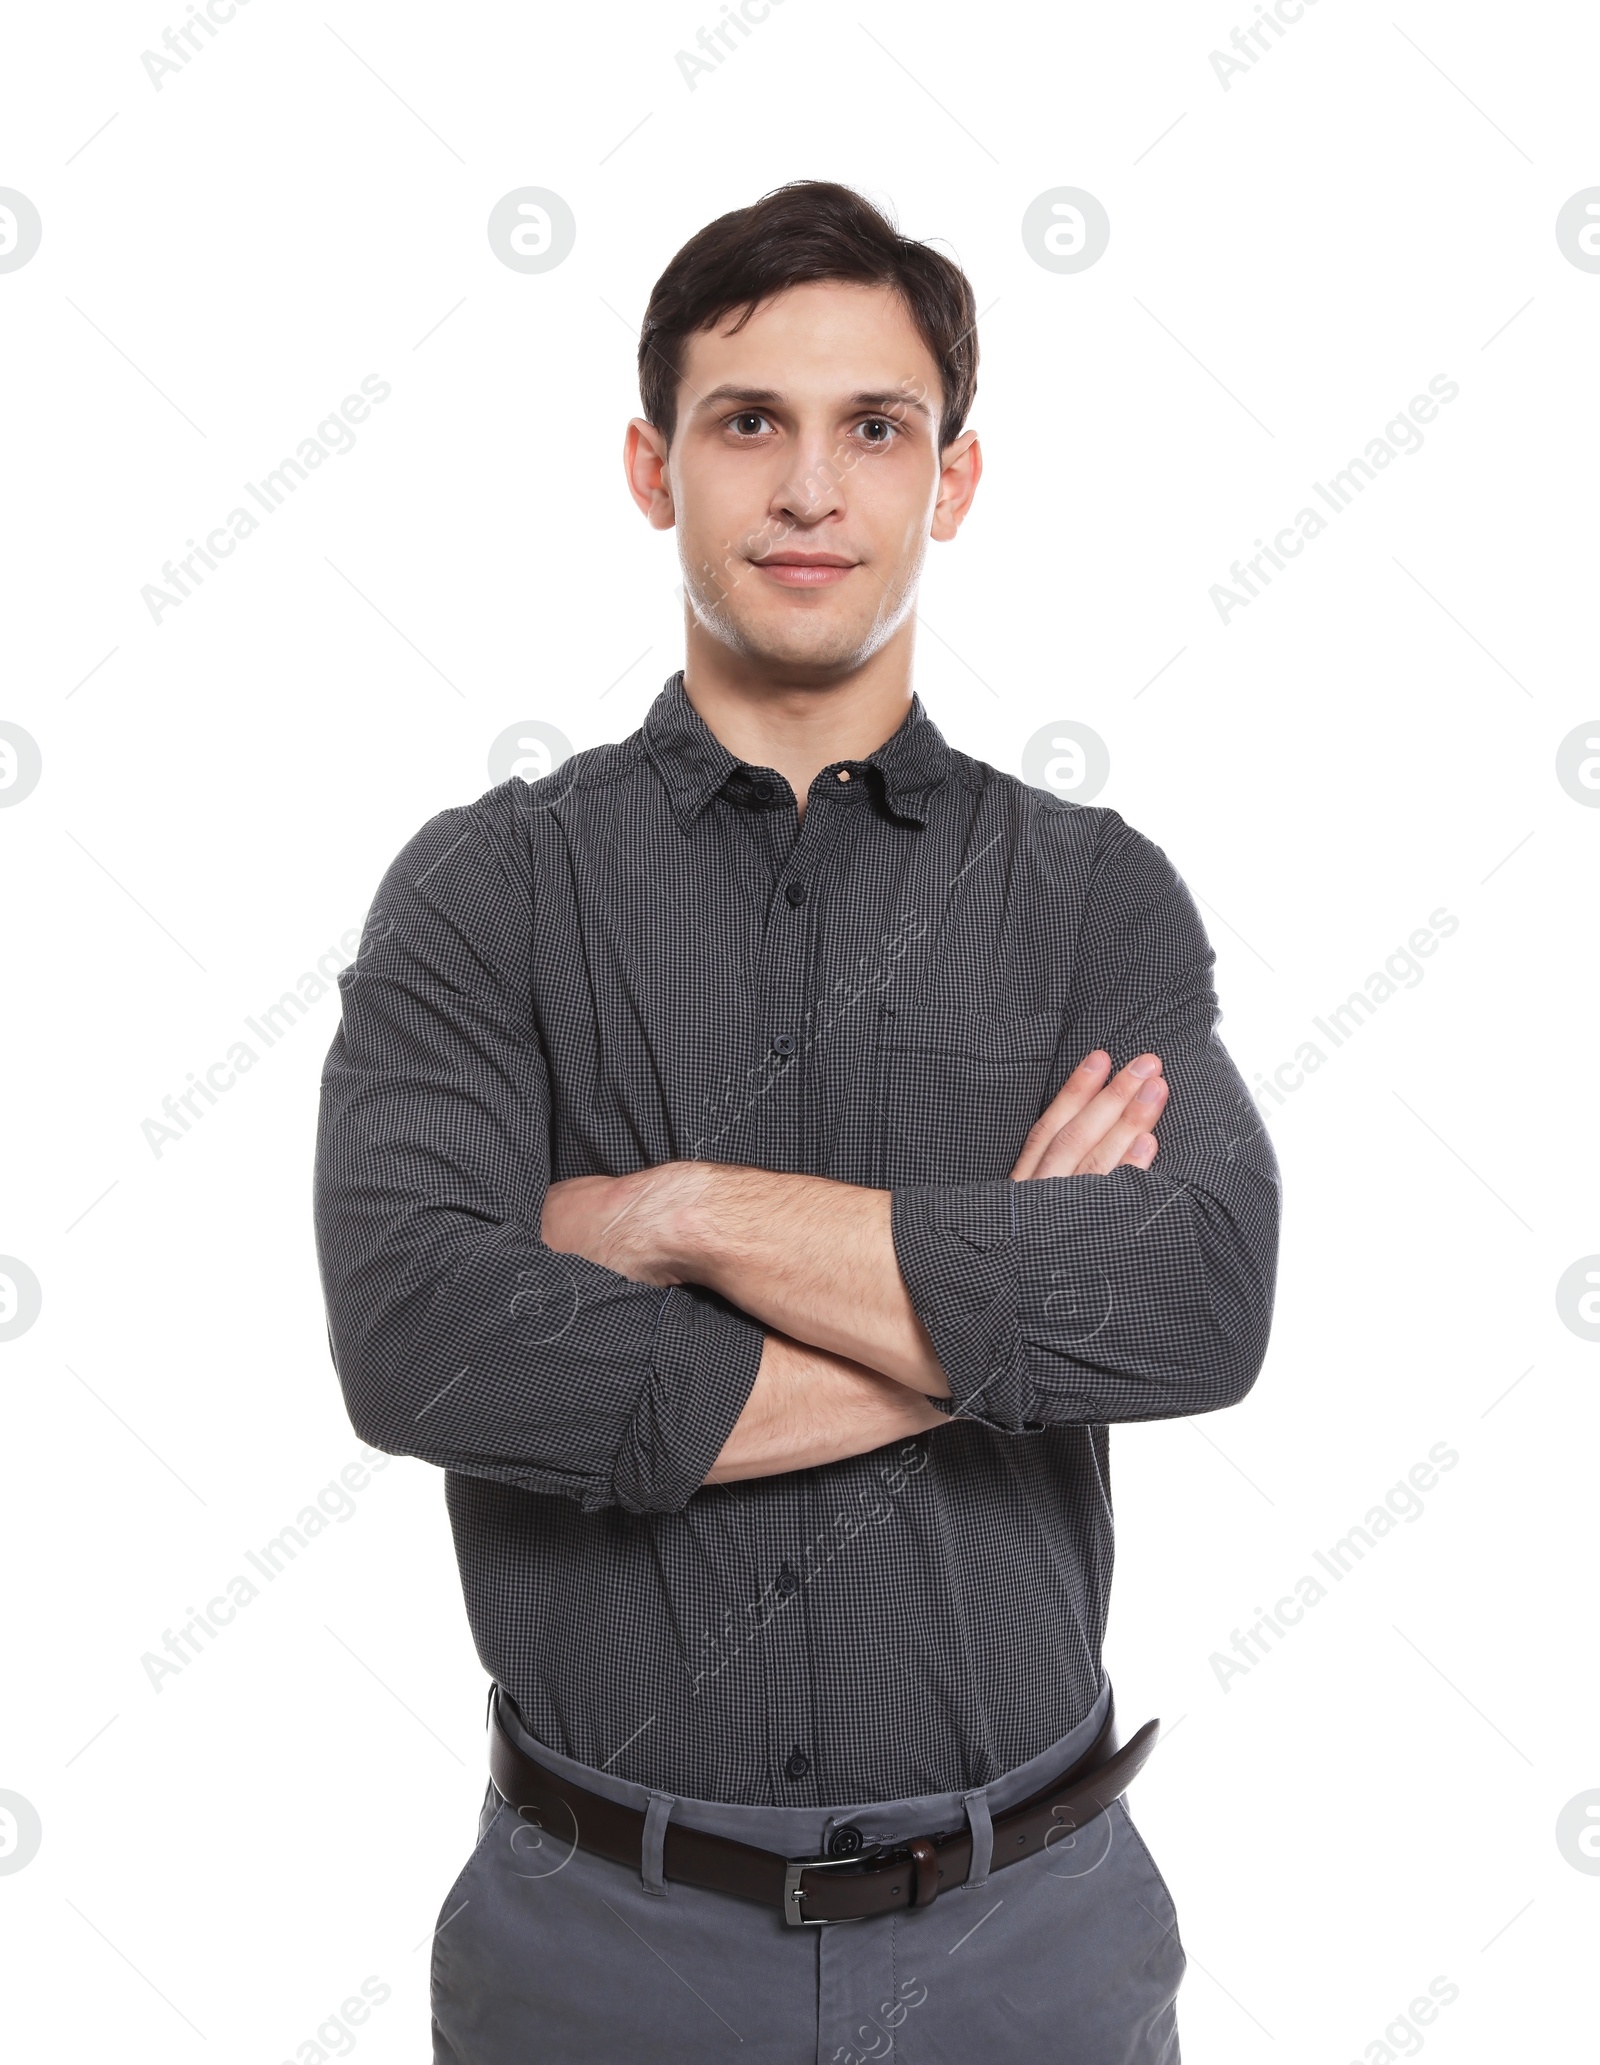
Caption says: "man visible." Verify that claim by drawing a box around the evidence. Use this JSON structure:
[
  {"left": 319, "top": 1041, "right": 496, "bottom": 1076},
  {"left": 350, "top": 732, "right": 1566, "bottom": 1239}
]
[{"left": 314, "top": 179, "right": 1280, "bottom": 2063}]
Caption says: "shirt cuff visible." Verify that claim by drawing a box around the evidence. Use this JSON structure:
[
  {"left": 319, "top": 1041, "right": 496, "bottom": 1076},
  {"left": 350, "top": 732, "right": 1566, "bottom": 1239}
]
[
  {"left": 890, "top": 1182, "right": 1038, "bottom": 1432},
  {"left": 609, "top": 1285, "right": 767, "bottom": 1513}
]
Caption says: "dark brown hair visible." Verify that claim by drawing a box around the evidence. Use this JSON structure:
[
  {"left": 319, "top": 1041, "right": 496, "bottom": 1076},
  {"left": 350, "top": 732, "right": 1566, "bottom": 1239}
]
[{"left": 637, "top": 180, "right": 978, "bottom": 451}]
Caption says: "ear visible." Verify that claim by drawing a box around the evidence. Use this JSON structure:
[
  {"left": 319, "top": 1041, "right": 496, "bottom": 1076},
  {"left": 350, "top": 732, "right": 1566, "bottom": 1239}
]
[
  {"left": 931, "top": 428, "right": 981, "bottom": 543},
  {"left": 624, "top": 417, "right": 676, "bottom": 531}
]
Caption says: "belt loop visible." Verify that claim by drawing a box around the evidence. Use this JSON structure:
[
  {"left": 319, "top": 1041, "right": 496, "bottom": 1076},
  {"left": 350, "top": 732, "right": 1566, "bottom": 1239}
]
[
  {"left": 640, "top": 1790, "right": 676, "bottom": 1897},
  {"left": 962, "top": 1788, "right": 994, "bottom": 1889}
]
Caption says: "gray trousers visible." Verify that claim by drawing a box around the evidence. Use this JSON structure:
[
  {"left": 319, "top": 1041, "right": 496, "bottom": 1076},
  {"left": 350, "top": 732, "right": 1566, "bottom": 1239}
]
[{"left": 430, "top": 1675, "right": 1184, "bottom": 2063}]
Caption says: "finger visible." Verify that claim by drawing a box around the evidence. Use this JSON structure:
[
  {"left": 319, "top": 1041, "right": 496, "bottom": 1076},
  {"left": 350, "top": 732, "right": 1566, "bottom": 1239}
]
[
  {"left": 1070, "top": 1075, "right": 1169, "bottom": 1176},
  {"left": 1029, "top": 1054, "right": 1162, "bottom": 1170},
  {"left": 1031, "top": 1062, "right": 1167, "bottom": 1179},
  {"left": 1009, "top": 1049, "right": 1113, "bottom": 1179},
  {"left": 1015, "top": 1052, "right": 1161, "bottom": 1181}
]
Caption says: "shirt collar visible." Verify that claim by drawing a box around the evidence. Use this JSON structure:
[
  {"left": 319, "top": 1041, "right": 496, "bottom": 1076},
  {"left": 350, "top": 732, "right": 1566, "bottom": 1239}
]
[{"left": 641, "top": 671, "right": 952, "bottom": 830}]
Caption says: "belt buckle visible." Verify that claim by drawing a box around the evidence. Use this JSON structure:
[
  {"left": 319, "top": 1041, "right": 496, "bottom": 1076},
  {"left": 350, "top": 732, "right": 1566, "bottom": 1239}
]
[{"left": 782, "top": 1850, "right": 879, "bottom": 1927}]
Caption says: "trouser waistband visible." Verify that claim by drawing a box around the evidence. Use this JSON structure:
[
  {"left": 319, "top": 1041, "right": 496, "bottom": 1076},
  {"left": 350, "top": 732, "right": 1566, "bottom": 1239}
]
[{"left": 488, "top": 1674, "right": 1114, "bottom": 1862}]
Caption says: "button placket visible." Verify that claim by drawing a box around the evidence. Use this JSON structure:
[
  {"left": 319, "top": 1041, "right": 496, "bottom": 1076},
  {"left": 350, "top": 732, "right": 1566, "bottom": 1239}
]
[
  {"left": 755, "top": 777, "right": 861, "bottom": 1791},
  {"left": 759, "top": 775, "right": 855, "bottom": 1095}
]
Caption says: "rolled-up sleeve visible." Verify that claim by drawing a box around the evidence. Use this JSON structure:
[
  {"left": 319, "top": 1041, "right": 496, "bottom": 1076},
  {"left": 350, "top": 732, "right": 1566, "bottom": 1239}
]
[
  {"left": 889, "top": 812, "right": 1280, "bottom": 1431},
  {"left": 313, "top": 802, "right": 765, "bottom": 1513}
]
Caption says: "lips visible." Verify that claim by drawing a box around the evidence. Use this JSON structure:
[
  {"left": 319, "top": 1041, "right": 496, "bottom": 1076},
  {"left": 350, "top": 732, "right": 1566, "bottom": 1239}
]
[{"left": 752, "top": 555, "right": 858, "bottom": 588}]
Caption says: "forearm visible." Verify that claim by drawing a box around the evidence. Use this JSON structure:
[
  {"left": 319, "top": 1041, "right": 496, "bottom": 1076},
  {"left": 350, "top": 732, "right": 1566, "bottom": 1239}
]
[
  {"left": 891, "top": 1157, "right": 1278, "bottom": 1430},
  {"left": 669, "top": 1165, "right": 953, "bottom": 1398},
  {"left": 705, "top": 1329, "right": 948, "bottom": 1483}
]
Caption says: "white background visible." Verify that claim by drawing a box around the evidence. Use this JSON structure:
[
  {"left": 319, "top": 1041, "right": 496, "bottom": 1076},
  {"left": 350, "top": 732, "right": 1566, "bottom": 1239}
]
[{"left": 2, "top": 0, "right": 1597, "bottom": 2058}]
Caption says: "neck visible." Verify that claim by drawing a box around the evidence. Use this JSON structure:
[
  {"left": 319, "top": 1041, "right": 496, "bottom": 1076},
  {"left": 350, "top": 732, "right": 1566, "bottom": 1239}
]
[{"left": 681, "top": 615, "right": 918, "bottom": 817}]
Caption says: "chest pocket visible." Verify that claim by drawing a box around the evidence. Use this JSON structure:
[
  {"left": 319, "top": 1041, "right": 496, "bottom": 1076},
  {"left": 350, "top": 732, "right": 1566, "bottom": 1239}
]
[{"left": 878, "top": 1009, "right": 1066, "bottom": 1185}]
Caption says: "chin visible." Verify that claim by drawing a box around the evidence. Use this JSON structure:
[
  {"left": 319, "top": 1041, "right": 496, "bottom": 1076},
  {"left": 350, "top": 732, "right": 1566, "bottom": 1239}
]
[{"left": 708, "top": 606, "right": 875, "bottom": 678}]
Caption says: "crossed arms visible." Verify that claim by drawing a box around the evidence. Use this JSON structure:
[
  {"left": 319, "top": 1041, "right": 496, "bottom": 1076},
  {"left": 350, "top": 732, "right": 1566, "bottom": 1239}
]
[
  {"left": 540, "top": 1048, "right": 1175, "bottom": 1482},
  {"left": 312, "top": 795, "right": 1280, "bottom": 1517}
]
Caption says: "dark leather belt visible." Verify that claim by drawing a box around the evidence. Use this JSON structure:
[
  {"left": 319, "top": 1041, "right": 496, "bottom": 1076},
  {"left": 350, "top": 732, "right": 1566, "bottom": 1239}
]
[{"left": 487, "top": 1688, "right": 1160, "bottom": 1926}]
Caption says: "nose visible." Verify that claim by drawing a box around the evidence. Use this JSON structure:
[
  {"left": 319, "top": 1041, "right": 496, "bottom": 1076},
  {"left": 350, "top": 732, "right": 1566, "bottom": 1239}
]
[{"left": 771, "top": 427, "right": 848, "bottom": 531}]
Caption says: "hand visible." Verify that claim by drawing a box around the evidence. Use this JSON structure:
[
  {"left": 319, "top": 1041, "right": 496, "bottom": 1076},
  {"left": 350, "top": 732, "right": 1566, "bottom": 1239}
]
[
  {"left": 1010, "top": 1050, "right": 1167, "bottom": 1180},
  {"left": 540, "top": 1165, "right": 697, "bottom": 1286}
]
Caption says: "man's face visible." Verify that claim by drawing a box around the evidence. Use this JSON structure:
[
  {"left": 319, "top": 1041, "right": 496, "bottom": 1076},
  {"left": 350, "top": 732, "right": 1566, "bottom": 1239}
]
[{"left": 627, "top": 280, "right": 977, "bottom": 680}]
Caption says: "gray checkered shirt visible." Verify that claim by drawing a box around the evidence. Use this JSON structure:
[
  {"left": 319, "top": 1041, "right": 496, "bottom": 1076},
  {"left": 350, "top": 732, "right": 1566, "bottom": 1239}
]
[{"left": 313, "top": 673, "right": 1280, "bottom": 1804}]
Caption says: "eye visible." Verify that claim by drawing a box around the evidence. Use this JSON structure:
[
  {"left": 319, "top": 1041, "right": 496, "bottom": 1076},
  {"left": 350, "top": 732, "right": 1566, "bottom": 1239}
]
[
  {"left": 728, "top": 411, "right": 772, "bottom": 437},
  {"left": 857, "top": 416, "right": 899, "bottom": 444}
]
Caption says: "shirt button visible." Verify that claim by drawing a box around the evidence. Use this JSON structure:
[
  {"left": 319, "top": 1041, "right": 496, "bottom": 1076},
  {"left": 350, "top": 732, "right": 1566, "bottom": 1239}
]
[
  {"left": 775, "top": 1560, "right": 798, "bottom": 1599},
  {"left": 771, "top": 1033, "right": 796, "bottom": 1057},
  {"left": 751, "top": 778, "right": 775, "bottom": 803},
  {"left": 783, "top": 1747, "right": 811, "bottom": 1781},
  {"left": 828, "top": 1823, "right": 864, "bottom": 1857},
  {"left": 783, "top": 879, "right": 807, "bottom": 907}
]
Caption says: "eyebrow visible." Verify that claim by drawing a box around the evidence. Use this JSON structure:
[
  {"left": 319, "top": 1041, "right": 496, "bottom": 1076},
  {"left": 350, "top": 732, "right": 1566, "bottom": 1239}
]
[
  {"left": 850, "top": 388, "right": 934, "bottom": 419},
  {"left": 693, "top": 384, "right": 934, "bottom": 421}
]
